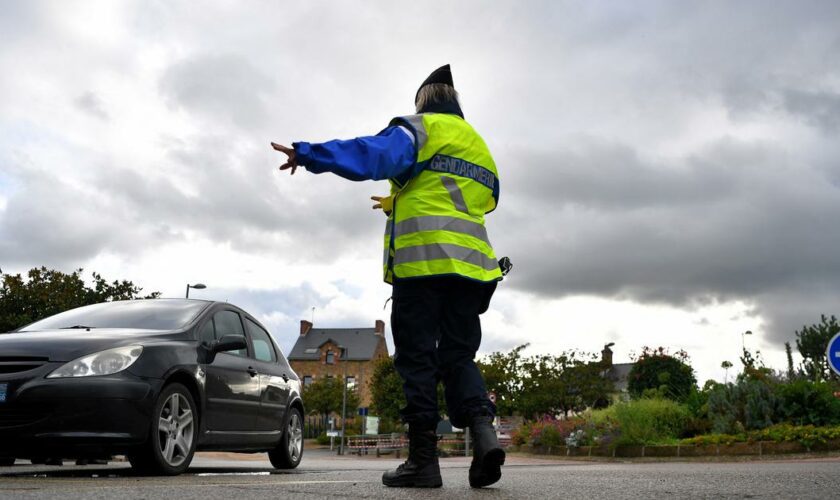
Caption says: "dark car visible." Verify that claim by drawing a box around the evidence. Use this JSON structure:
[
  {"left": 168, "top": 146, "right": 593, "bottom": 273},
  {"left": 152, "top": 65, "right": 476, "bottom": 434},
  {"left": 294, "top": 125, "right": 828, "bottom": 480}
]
[{"left": 0, "top": 299, "right": 304, "bottom": 475}]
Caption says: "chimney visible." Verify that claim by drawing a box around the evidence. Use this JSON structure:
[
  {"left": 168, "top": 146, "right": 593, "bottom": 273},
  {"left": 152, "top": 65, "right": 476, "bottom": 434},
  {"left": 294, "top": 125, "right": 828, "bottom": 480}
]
[
  {"left": 300, "top": 320, "right": 313, "bottom": 336},
  {"left": 601, "top": 343, "right": 614, "bottom": 367},
  {"left": 374, "top": 319, "right": 385, "bottom": 336}
]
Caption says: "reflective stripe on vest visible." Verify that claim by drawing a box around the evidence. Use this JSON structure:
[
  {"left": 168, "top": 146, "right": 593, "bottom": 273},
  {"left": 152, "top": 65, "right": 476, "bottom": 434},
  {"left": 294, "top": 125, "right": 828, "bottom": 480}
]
[
  {"left": 395, "top": 243, "right": 500, "bottom": 271},
  {"left": 382, "top": 113, "right": 502, "bottom": 283}
]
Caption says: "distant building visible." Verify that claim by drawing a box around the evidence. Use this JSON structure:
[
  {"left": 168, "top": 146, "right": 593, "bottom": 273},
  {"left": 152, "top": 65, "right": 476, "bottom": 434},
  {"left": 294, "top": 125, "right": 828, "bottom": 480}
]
[
  {"left": 600, "top": 344, "right": 634, "bottom": 400},
  {"left": 288, "top": 319, "right": 389, "bottom": 407}
]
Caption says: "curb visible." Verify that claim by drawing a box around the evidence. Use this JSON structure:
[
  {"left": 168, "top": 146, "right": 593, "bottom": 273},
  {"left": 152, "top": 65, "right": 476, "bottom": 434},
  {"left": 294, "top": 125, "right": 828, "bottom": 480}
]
[{"left": 510, "top": 438, "right": 840, "bottom": 458}]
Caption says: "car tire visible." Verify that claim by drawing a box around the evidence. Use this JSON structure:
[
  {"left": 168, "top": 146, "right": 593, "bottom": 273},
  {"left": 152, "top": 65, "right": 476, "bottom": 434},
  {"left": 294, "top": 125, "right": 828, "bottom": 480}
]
[
  {"left": 129, "top": 383, "right": 198, "bottom": 476},
  {"left": 268, "top": 407, "right": 303, "bottom": 469},
  {"left": 0, "top": 457, "right": 15, "bottom": 467}
]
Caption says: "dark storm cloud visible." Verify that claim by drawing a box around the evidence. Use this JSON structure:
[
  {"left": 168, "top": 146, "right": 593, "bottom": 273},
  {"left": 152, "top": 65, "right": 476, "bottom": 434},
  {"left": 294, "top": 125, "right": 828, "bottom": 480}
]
[
  {"left": 0, "top": 166, "right": 125, "bottom": 268},
  {"left": 159, "top": 53, "right": 276, "bottom": 130},
  {"left": 755, "top": 286, "right": 840, "bottom": 347},
  {"left": 91, "top": 134, "right": 379, "bottom": 262},
  {"left": 781, "top": 89, "right": 840, "bottom": 134},
  {"left": 508, "top": 140, "right": 737, "bottom": 211},
  {"left": 492, "top": 136, "right": 840, "bottom": 344},
  {"left": 0, "top": 130, "right": 381, "bottom": 270}
]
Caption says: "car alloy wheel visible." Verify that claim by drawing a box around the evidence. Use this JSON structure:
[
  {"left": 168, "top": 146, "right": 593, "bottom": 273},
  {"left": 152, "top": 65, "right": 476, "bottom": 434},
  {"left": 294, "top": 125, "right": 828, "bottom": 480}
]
[
  {"left": 268, "top": 407, "right": 304, "bottom": 469},
  {"left": 129, "top": 382, "right": 198, "bottom": 475},
  {"left": 157, "top": 392, "right": 195, "bottom": 468},
  {"left": 287, "top": 411, "right": 303, "bottom": 463}
]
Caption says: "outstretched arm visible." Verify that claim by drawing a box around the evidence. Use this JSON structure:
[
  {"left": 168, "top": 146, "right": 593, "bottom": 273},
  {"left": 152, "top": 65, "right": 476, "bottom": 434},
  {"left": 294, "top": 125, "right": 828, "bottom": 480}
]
[{"left": 273, "top": 126, "right": 416, "bottom": 181}]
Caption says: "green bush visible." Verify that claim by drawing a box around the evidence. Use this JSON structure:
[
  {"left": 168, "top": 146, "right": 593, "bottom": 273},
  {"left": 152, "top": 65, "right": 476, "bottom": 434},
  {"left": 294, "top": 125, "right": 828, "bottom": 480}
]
[
  {"left": 588, "top": 398, "right": 690, "bottom": 445},
  {"left": 708, "top": 379, "right": 779, "bottom": 434},
  {"left": 510, "top": 418, "right": 587, "bottom": 447},
  {"left": 536, "top": 422, "right": 564, "bottom": 447},
  {"left": 511, "top": 422, "right": 531, "bottom": 446},
  {"left": 616, "top": 398, "right": 689, "bottom": 445},
  {"left": 315, "top": 433, "right": 331, "bottom": 445},
  {"left": 681, "top": 423, "right": 840, "bottom": 448},
  {"left": 775, "top": 380, "right": 840, "bottom": 426}
]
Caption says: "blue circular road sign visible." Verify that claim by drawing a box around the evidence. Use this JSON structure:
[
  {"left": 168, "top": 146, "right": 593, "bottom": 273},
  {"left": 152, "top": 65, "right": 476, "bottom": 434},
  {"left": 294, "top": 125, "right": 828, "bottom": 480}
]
[{"left": 827, "top": 333, "right": 840, "bottom": 376}]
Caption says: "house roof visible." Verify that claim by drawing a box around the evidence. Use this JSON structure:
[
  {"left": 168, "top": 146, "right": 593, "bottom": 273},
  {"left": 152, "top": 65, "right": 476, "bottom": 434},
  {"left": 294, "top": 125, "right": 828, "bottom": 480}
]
[
  {"left": 605, "top": 362, "right": 634, "bottom": 392},
  {"left": 288, "top": 327, "right": 382, "bottom": 361}
]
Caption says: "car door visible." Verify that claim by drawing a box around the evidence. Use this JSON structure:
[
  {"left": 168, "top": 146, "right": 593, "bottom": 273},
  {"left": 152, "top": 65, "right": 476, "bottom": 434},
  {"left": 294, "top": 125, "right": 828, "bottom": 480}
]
[
  {"left": 203, "top": 310, "right": 261, "bottom": 433},
  {"left": 244, "top": 317, "right": 291, "bottom": 433}
]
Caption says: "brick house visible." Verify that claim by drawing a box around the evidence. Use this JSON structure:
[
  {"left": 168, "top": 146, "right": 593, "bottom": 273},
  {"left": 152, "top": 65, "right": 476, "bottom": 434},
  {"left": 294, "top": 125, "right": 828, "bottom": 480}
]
[
  {"left": 599, "top": 343, "right": 634, "bottom": 401},
  {"left": 288, "top": 319, "right": 389, "bottom": 407}
]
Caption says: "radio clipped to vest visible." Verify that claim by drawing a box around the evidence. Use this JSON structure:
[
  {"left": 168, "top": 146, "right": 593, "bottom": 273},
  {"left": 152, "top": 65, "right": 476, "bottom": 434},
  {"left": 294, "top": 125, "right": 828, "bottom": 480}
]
[{"left": 498, "top": 256, "right": 513, "bottom": 279}]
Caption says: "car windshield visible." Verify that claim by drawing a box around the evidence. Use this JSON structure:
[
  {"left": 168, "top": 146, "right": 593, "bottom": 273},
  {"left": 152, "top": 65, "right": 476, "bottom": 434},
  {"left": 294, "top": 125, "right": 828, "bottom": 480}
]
[{"left": 19, "top": 300, "right": 210, "bottom": 332}]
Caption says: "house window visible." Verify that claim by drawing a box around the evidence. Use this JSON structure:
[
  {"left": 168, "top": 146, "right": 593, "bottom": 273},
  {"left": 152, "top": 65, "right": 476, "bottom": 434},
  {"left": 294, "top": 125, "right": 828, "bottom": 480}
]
[
  {"left": 303, "top": 376, "right": 313, "bottom": 387},
  {"left": 326, "top": 351, "right": 335, "bottom": 364},
  {"left": 346, "top": 376, "right": 356, "bottom": 389}
]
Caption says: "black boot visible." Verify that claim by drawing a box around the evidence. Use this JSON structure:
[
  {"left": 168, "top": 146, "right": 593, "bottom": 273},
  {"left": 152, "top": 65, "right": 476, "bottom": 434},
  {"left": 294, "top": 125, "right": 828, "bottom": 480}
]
[
  {"left": 469, "top": 416, "right": 505, "bottom": 488},
  {"left": 382, "top": 425, "right": 442, "bottom": 488}
]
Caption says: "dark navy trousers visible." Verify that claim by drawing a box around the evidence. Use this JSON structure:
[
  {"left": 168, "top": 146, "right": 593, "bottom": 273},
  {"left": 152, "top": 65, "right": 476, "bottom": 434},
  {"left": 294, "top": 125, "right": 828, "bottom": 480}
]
[{"left": 391, "top": 276, "right": 497, "bottom": 429}]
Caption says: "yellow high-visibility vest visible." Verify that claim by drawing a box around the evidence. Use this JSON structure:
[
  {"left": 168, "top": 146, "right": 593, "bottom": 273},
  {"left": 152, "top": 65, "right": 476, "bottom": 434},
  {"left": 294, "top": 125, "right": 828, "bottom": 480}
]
[{"left": 383, "top": 112, "right": 502, "bottom": 283}]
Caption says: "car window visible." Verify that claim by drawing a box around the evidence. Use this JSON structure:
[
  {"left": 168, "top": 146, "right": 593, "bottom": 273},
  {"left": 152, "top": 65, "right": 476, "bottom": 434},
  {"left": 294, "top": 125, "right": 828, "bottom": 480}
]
[
  {"left": 245, "top": 318, "right": 276, "bottom": 363},
  {"left": 199, "top": 319, "right": 216, "bottom": 344},
  {"left": 213, "top": 311, "right": 247, "bottom": 357}
]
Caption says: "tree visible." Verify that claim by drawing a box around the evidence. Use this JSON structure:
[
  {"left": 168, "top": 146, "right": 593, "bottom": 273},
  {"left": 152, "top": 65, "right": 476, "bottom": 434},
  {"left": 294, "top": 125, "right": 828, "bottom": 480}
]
[
  {"left": 369, "top": 356, "right": 407, "bottom": 423},
  {"left": 795, "top": 314, "right": 839, "bottom": 383},
  {"left": 0, "top": 267, "right": 159, "bottom": 332},
  {"left": 479, "top": 345, "right": 611, "bottom": 419},
  {"left": 477, "top": 344, "right": 528, "bottom": 416},
  {"left": 628, "top": 347, "right": 697, "bottom": 402},
  {"left": 518, "top": 351, "right": 611, "bottom": 418},
  {"left": 784, "top": 342, "right": 796, "bottom": 381},
  {"left": 369, "top": 356, "right": 446, "bottom": 425},
  {"left": 303, "top": 376, "right": 359, "bottom": 424}
]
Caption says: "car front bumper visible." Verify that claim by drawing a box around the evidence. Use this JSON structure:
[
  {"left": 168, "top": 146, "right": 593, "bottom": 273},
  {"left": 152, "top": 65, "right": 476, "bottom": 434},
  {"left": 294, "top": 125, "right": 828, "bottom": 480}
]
[{"left": 0, "top": 365, "right": 162, "bottom": 457}]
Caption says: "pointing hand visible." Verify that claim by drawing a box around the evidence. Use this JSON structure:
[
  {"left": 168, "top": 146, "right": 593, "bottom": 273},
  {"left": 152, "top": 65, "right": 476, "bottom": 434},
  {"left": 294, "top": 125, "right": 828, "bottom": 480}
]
[{"left": 271, "top": 142, "right": 298, "bottom": 175}]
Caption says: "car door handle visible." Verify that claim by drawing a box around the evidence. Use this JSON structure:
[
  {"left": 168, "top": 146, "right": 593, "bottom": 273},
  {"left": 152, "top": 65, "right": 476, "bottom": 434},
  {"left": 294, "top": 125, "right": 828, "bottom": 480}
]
[{"left": 247, "top": 367, "right": 258, "bottom": 377}]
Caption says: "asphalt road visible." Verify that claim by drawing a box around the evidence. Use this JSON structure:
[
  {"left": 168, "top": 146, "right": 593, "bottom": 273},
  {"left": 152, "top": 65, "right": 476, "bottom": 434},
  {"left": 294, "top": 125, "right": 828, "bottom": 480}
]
[{"left": 1, "top": 449, "right": 839, "bottom": 499}]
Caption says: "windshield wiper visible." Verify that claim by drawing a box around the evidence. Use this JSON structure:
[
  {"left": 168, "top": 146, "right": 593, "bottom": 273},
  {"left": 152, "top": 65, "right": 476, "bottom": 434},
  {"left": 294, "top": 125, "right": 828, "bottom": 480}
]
[{"left": 60, "top": 325, "right": 97, "bottom": 330}]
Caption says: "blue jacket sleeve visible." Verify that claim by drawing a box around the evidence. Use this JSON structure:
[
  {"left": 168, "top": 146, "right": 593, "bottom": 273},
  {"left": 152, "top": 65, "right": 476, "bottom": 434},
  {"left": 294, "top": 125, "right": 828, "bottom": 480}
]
[{"left": 292, "top": 126, "right": 416, "bottom": 181}]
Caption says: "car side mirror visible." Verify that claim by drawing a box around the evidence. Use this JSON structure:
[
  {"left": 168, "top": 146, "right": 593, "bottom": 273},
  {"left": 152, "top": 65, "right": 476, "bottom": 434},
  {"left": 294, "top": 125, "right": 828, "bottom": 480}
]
[
  {"left": 213, "top": 335, "right": 247, "bottom": 354},
  {"left": 200, "top": 335, "right": 247, "bottom": 364}
]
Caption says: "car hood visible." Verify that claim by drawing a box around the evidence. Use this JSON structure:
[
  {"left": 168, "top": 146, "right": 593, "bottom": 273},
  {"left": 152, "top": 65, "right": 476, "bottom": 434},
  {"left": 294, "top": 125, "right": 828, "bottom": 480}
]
[{"left": 0, "top": 329, "right": 184, "bottom": 362}]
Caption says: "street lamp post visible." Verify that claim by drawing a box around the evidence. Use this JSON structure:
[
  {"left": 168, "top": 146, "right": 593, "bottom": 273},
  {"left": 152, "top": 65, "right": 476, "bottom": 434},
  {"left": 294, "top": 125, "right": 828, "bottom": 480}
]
[
  {"left": 339, "top": 347, "right": 348, "bottom": 456},
  {"left": 185, "top": 283, "right": 207, "bottom": 298},
  {"left": 741, "top": 330, "right": 753, "bottom": 351}
]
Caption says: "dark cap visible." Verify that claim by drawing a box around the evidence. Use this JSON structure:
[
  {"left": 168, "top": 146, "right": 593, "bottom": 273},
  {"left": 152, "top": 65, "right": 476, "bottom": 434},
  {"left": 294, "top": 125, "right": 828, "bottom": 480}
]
[{"left": 415, "top": 64, "right": 454, "bottom": 103}]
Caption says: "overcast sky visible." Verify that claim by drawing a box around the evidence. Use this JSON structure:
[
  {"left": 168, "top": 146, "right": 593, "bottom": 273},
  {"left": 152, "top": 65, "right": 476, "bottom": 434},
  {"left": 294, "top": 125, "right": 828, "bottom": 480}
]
[{"left": 2, "top": 1, "right": 839, "bottom": 384}]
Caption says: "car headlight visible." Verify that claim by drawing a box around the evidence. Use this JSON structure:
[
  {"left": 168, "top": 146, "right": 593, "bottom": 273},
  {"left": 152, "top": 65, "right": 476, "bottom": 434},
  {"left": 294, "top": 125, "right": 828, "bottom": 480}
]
[{"left": 47, "top": 345, "right": 144, "bottom": 378}]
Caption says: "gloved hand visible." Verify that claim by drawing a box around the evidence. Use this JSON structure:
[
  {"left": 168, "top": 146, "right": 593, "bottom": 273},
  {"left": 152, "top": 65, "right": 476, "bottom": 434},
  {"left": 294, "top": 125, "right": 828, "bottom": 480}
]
[{"left": 371, "top": 195, "right": 393, "bottom": 216}]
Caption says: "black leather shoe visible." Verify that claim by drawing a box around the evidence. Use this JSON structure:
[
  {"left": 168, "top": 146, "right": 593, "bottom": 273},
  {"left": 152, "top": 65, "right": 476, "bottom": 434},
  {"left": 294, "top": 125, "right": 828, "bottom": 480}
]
[
  {"left": 382, "top": 427, "right": 442, "bottom": 488},
  {"left": 469, "top": 416, "right": 505, "bottom": 488}
]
